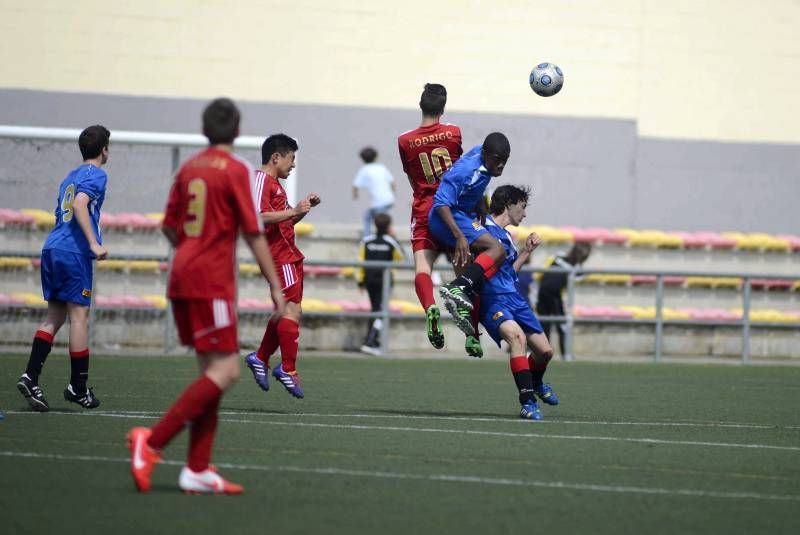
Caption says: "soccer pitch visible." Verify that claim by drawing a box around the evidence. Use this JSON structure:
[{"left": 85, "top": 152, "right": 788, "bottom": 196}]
[{"left": 1, "top": 354, "right": 799, "bottom": 534}]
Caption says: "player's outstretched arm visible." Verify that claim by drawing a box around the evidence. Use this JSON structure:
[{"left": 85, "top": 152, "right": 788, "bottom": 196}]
[
  {"left": 244, "top": 232, "right": 286, "bottom": 316},
  {"left": 72, "top": 192, "right": 107, "bottom": 260},
  {"left": 513, "top": 232, "right": 542, "bottom": 272}
]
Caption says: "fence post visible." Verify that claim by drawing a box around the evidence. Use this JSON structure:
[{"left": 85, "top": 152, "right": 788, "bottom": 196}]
[
  {"left": 741, "top": 277, "right": 752, "bottom": 364},
  {"left": 654, "top": 274, "right": 665, "bottom": 363},
  {"left": 564, "top": 269, "right": 576, "bottom": 361},
  {"left": 378, "top": 263, "right": 392, "bottom": 356},
  {"left": 163, "top": 145, "right": 181, "bottom": 352}
]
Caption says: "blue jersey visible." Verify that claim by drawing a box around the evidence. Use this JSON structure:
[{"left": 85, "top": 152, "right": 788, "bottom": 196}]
[
  {"left": 481, "top": 216, "right": 519, "bottom": 296},
  {"left": 42, "top": 164, "right": 107, "bottom": 256},
  {"left": 432, "top": 145, "right": 491, "bottom": 215}
]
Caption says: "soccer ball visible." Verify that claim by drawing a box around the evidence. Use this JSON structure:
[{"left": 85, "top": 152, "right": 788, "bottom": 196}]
[{"left": 529, "top": 62, "right": 564, "bottom": 97}]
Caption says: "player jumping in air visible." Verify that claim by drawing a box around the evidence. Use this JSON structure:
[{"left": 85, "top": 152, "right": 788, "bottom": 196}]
[
  {"left": 397, "top": 83, "right": 469, "bottom": 352},
  {"left": 17, "top": 125, "right": 110, "bottom": 411},
  {"left": 480, "top": 185, "right": 559, "bottom": 420},
  {"left": 127, "top": 98, "right": 285, "bottom": 495},
  {"left": 429, "top": 132, "right": 510, "bottom": 338},
  {"left": 245, "top": 134, "right": 320, "bottom": 399}
]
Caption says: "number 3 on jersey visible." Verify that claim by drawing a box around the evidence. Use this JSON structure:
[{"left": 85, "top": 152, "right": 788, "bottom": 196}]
[
  {"left": 61, "top": 183, "right": 76, "bottom": 222},
  {"left": 184, "top": 178, "right": 207, "bottom": 237},
  {"left": 418, "top": 147, "right": 453, "bottom": 184}
]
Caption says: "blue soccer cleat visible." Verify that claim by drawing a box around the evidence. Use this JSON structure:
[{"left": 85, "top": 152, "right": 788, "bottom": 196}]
[
  {"left": 245, "top": 352, "right": 270, "bottom": 392},
  {"left": 534, "top": 383, "right": 559, "bottom": 405},
  {"left": 272, "top": 363, "right": 304, "bottom": 399},
  {"left": 519, "top": 400, "right": 543, "bottom": 421}
]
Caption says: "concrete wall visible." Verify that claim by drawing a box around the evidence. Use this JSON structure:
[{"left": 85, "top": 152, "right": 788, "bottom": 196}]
[{"left": 1, "top": 89, "right": 798, "bottom": 233}]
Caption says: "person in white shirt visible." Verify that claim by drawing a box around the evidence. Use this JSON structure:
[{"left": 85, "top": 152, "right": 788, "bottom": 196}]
[{"left": 352, "top": 147, "right": 395, "bottom": 237}]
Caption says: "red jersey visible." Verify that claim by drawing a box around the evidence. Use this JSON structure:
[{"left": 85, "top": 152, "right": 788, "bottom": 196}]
[
  {"left": 163, "top": 147, "right": 261, "bottom": 300},
  {"left": 397, "top": 122, "right": 463, "bottom": 216},
  {"left": 253, "top": 170, "right": 304, "bottom": 264}
]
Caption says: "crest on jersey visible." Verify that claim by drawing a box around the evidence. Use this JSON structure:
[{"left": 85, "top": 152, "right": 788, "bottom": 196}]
[{"left": 492, "top": 311, "right": 504, "bottom": 321}]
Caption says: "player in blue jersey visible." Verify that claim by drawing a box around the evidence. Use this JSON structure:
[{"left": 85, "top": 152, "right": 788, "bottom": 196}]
[
  {"left": 480, "top": 185, "right": 559, "bottom": 420},
  {"left": 429, "top": 132, "right": 510, "bottom": 337},
  {"left": 16, "top": 125, "right": 110, "bottom": 411}
]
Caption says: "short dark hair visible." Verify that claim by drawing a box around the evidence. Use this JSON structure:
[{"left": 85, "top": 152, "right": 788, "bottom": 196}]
[
  {"left": 78, "top": 125, "right": 110, "bottom": 160},
  {"left": 490, "top": 185, "right": 531, "bottom": 216},
  {"left": 360, "top": 147, "right": 377, "bottom": 163},
  {"left": 373, "top": 212, "right": 391, "bottom": 234},
  {"left": 261, "top": 134, "right": 299, "bottom": 164},
  {"left": 202, "top": 98, "right": 240, "bottom": 145},
  {"left": 419, "top": 83, "right": 447, "bottom": 117},
  {"left": 483, "top": 132, "right": 510, "bottom": 159}
]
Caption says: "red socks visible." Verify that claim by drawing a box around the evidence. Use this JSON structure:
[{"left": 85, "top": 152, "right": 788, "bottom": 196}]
[
  {"left": 414, "top": 273, "right": 436, "bottom": 310},
  {"left": 474, "top": 253, "right": 500, "bottom": 279},
  {"left": 277, "top": 318, "right": 300, "bottom": 373},
  {"left": 256, "top": 316, "right": 280, "bottom": 364},
  {"left": 510, "top": 356, "right": 530, "bottom": 373},
  {"left": 35, "top": 330, "right": 54, "bottom": 344},
  {"left": 188, "top": 396, "right": 220, "bottom": 472},
  {"left": 148, "top": 374, "right": 222, "bottom": 451},
  {"left": 528, "top": 355, "right": 549, "bottom": 373}
]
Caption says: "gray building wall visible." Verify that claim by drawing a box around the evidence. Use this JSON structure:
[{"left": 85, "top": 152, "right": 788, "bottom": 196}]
[{"left": 0, "top": 89, "right": 797, "bottom": 234}]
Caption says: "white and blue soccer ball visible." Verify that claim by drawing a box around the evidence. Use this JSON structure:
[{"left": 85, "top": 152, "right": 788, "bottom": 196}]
[{"left": 529, "top": 62, "right": 564, "bottom": 97}]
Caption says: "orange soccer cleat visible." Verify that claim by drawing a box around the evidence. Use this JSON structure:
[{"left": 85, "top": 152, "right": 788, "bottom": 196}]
[
  {"left": 179, "top": 466, "right": 244, "bottom": 495},
  {"left": 126, "top": 427, "right": 162, "bottom": 492}
]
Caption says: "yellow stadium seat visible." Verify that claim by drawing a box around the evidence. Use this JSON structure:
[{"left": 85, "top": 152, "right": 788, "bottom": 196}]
[
  {"left": 295, "top": 222, "right": 315, "bottom": 237},
  {"left": 239, "top": 263, "right": 261, "bottom": 276},
  {"left": 619, "top": 306, "right": 655, "bottom": 320},
  {"left": 528, "top": 225, "right": 573, "bottom": 244},
  {"left": 721, "top": 232, "right": 761, "bottom": 250},
  {"left": 141, "top": 294, "right": 168, "bottom": 310},
  {"left": 389, "top": 299, "right": 425, "bottom": 314},
  {"left": 128, "top": 260, "right": 161, "bottom": 273},
  {"left": 11, "top": 292, "right": 47, "bottom": 307},
  {"left": 20, "top": 208, "right": 55, "bottom": 228},
  {"left": 145, "top": 212, "right": 164, "bottom": 222},
  {"left": 615, "top": 229, "right": 681, "bottom": 248},
  {"left": 0, "top": 256, "right": 32, "bottom": 269},
  {"left": 96, "top": 260, "right": 129, "bottom": 271},
  {"left": 685, "top": 277, "right": 741, "bottom": 289},
  {"left": 581, "top": 274, "right": 632, "bottom": 285},
  {"left": 341, "top": 267, "right": 357, "bottom": 279},
  {"left": 746, "top": 233, "right": 791, "bottom": 252}
]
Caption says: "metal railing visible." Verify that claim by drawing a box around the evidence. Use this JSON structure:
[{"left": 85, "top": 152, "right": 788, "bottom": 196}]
[{"left": 1, "top": 249, "right": 798, "bottom": 361}]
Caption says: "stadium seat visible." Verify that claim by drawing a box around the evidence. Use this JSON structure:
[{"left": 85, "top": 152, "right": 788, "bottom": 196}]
[
  {"left": 572, "top": 305, "right": 634, "bottom": 319},
  {"left": 0, "top": 256, "right": 33, "bottom": 269},
  {"left": 775, "top": 234, "right": 800, "bottom": 252},
  {"left": 0, "top": 208, "right": 35, "bottom": 227},
  {"left": 302, "top": 298, "right": 343, "bottom": 313},
  {"left": 389, "top": 299, "right": 425, "bottom": 314},
  {"left": 528, "top": 225, "right": 573, "bottom": 244},
  {"left": 750, "top": 279, "right": 794, "bottom": 291},
  {"left": 20, "top": 208, "right": 55, "bottom": 228},
  {"left": 304, "top": 266, "right": 343, "bottom": 277},
  {"left": 615, "top": 229, "right": 683, "bottom": 248},
  {"left": 239, "top": 263, "right": 261, "bottom": 276},
  {"left": 295, "top": 222, "right": 315, "bottom": 236},
  {"left": 96, "top": 259, "right": 129, "bottom": 271},
  {"left": 128, "top": 260, "right": 161, "bottom": 273},
  {"left": 140, "top": 294, "right": 168, "bottom": 310},
  {"left": 238, "top": 297, "right": 272, "bottom": 312},
  {"left": 10, "top": 292, "right": 46, "bottom": 307},
  {"left": 580, "top": 273, "right": 632, "bottom": 285},
  {"left": 630, "top": 275, "right": 686, "bottom": 286},
  {"left": 685, "top": 276, "right": 742, "bottom": 289}
]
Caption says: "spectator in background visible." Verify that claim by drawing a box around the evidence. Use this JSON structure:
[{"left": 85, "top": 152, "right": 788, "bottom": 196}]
[
  {"left": 535, "top": 242, "right": 592, "bottom": 359},
  {"left": 357, "top": 213, "right": 406, "bottom": 355},
  {"left": 352, "top": 147, "right": 395, "bottom": 237}
]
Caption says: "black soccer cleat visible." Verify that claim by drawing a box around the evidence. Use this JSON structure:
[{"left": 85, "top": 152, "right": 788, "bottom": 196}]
[
  {"left": 17, "top": 374, "right": 49, "bottom": 412},
  {"left": 64, "top": 384, "right": 101, "bottom": 409}
]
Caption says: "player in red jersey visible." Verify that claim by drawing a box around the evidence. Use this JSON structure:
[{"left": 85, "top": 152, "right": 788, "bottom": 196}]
[
  {"left": 127, "top": 98, "right": 285, "bottom": 495},
  {"left": 399, "top": 83, "right": 486, "bottom": 355},
  {"left": 245, "top": 133, "right": 320, "bottom": 399}
]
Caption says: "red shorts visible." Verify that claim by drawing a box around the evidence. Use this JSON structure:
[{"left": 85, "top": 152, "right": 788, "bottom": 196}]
[
  {"left": 276, "top": 260, "right": 304, "bottom": 304},
  {"left": 171, "top": 298, "right": 239, "bottom": 353},
  {"left": 410, "top": 212, "right": 443, "bottom": 253}
]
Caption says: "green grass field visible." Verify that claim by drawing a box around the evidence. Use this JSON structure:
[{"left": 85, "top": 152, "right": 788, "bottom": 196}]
[{"left": 1, "top": 353, "right": 799, "bottom": 534}]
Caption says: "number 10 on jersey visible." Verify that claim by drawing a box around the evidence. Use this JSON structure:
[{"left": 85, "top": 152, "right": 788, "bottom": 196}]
[{"left": 418, "top": 147, "right": 453, "bottom": 184}]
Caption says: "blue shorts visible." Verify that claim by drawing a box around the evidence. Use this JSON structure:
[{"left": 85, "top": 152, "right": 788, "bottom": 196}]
[
  {"left": 41, "top": 249, "right": 94, "bottom": 306},
  {"left": 428, "top": 208, "right": 489, "bottom": 249},
  {"left": 480, "top": 292, "right": 543, "bottom": 347}
]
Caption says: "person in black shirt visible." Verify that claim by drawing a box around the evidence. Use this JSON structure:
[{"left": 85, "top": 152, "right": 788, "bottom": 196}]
[
  {"left": 535, "top": 242, "right": 591, "bottom": 358},
  {"left": 357, "top": 213, "right": 406, "bottom": 355}
]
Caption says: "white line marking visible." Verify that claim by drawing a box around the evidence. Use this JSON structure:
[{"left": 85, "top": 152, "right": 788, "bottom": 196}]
[
  {"left": 0, "top": 450, "right": 797, "bottom": 502},
  {"left": 6, "top": 409, "right": 792, "bottom": 430},
  {"left": 4, "top": 411, "right": 799, "bottom": 452}
]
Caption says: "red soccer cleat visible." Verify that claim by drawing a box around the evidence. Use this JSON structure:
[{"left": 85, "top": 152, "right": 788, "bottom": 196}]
[
  {"left": 179, "top": 466, "right": 244, "bottom": 495},
  {"left": 126, "top": 427, "right": 162, "bottom": 493}
]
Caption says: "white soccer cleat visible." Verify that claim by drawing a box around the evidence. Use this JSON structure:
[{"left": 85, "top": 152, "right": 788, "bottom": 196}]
[{"left": 178, "top": 466, "right": 244, "bottom": 495}]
